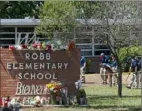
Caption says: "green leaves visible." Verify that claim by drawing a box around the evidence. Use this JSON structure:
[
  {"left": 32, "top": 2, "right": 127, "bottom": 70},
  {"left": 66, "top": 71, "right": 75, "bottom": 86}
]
[
  {"left": 36, "top": 1, "right": 77, "bottom": 38},
  {"left": 119, "top": 46, "right": 142, "bottom": 63},
  {"left": 0, "top": 1, "right": 43, "bottom": 18}
]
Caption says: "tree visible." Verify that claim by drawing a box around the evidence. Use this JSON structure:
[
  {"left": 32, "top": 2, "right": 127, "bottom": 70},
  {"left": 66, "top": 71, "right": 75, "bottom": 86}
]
[
  {"left": 73, "top": 1, "right": 141, "bottom": 97},
  {"left": 35, "top": 1, "right": 76, "bottom": 37},
  {"left": 0, "top": 1, "right": 43, "bottom": 18},
  {"left": 35, "top": 1, "right": 104, "bottom": 41},
  {"left": 93, "top": 1, "right": 141, "bottom": 97},
  {"left": 37, "top": 1, "right": 141, "bottom": 97}
]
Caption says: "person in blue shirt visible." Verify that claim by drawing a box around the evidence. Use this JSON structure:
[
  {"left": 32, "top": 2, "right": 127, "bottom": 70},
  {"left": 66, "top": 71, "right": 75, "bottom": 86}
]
[
  {"left": 100, "top": 53, "right": 112, "bottom": 68},
  {"left": 99, "top": 53, "right": 111, "bottom": 84},
  {"left": 127, "top": 56, "right": 141, "bottom": 89},
  {"left": 110, "top": 56, "right": 118, "bottom": 86},
  {"left": 100, "top": 53, "right": 110, "bottom": 64},
  {"left": 80, "top": 56, "right": 86, "bottom": 69},
  {"left": 80, "top": 56, "right": 86, "bottom": 75},
  {"left": 100, "top": 53, "right": 118, "bottom": 86},
  {"left": 110, "top": 56, "right": 117, "bottom": 71},
  {"left": 130, "top": 57, "right": 139, "bottom": 72},
  {"left": 80, "top": 56, "right": 86, "bottom": 83}
]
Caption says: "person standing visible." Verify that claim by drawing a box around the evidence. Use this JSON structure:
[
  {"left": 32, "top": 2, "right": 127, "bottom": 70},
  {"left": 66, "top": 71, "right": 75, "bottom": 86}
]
[
  {"left": 99, "top": 53, "right": 110, "bottom": 84},
  {"left": 80, "top": 56, "right": 86, "bottom": 75},
  {"left": 80, "top": 56, "right": 86, "bottom": 83},
  {"left": 127, "top": 56, "right": 140, "bottom": 88},
  {"left": 110, "top": 56, "right": 118, "bottom": 86}
]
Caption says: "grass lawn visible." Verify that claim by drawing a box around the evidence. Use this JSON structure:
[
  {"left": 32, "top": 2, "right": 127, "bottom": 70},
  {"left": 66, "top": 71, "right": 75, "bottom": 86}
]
[{"left": 24, "top": 84, "right": 141, "bottom": 111}]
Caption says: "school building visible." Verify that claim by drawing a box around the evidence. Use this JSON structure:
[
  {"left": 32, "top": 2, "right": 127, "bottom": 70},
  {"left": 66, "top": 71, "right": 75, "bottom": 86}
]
[{"left": 0, "top": 18, "right": 141, "bottom": 73}]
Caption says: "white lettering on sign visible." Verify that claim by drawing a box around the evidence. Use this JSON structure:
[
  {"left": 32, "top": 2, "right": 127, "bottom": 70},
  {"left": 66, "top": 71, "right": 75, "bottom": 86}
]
[
  {"left": 7, "top": 62, "right": 69, "bottom": 70},
  {"left": 32, "top": 53, "right": 38, "bottom": 60},
  {"left": 52, "top": 63, "right": 56, "bottom": 69},
  {"left": 13, "top": 63, "right": 18, "bottom": 69},
  {"left": 18, "top": 73, "right": 22, "bottom": 79},
  {"left": 25, "top": 63, "right": 32, "bottom": 69},
  {"left": 64, "top": 63, "right": 68, "bottom": 69},
  {"left": 7, "top": 63, "right": 11, "bottom": 69},
  {"left": 25, "top": 53, "right": 51, "bottom": 60},
  {"left": 19, "top": 63, "right": 24, "bottom": 69},
  {"left": 24, "top": 73, "right": 29, "bottom": 80},
  {"left": 6, "top": 52, "right": 72, "bottom": 96},
  {"left": 17, "top": 72, "right": 57, "bottom": 80},
  {"left": 15, "top": 82, "right": 50, "bottom": 95},
  {"left": 37, "top": 73, "right": 44, "bottom": 80},
  {"left": 40, "top": 53, "right": 44, "bottom": 60},
  {"left": 25, "top": 53, "right": 30, "bottom": 60},
  {"left": 34, "top": 63, "right": 38, "bottom": 69}
]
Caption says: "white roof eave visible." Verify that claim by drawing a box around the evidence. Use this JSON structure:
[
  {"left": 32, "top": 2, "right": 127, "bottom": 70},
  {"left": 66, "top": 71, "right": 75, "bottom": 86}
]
[
  {"left": 1, "top": 19, "right": 40, "bottom": 26},
  {"left": 0, "top": 18, "right": 141, "bottom": 26}
]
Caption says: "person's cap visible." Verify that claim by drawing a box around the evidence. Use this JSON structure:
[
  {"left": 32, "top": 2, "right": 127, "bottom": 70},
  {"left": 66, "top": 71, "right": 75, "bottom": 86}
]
[
  {"left": 135, "top": 56, "right": 138, "bottom": 59},
  {"left": 100, "top": 53, "right": 104, "bottom": 56},
  {"left": 81, "top": 56, "right": 84, "bottom": 58}
]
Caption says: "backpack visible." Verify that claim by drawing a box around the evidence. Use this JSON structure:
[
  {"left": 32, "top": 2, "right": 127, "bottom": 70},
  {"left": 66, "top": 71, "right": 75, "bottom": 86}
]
[
  {"left": 105, "top": 55, "right": 110, "bottom": 64},
  {"left": 131, "top": 59, "right": 138, "bottom": 68}
]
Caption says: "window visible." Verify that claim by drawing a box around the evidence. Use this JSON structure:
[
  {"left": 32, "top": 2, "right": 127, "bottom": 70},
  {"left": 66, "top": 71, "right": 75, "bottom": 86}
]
[
  {"left": 76, "top": 26, "right": 92, "bottom": 32},
  {"left": 75, "top": 28, "right": 110, "bottom": 56},
  {"left": 76, "top": 44, "right": 92, "bottom": 56},
  {"left": 76, "top": 38, "right": 92, "bottom": 43},
  {"left": 0, "top": 34, "right": 15, "bottom": 39},
  {"left": 17, "top": 27, "right": 34, "bottom": 32},
  {"left": 0, "top": 27, "right": 15, "bottom": 46},
  {"left": 94, "top": 45, "right": 109, "bottom": 49},
  {"left": 94, "top": 44, "right": 109, "bottom": 56},
  {"left": 81, "top": 50, "right": 92, "bottom": 56},
  {"left": 0, "top": 27, "right": 15, "bottom": 32},
  {"left": 0, "top": 40, "right": 15, "bottom": 46},
  {"left": 94, "top": 50, "right": 110, "bottom": 56},
  {"left": 76, "top": 44, "right": 92, "bottom": 49},
  {"left": 76, "top": 35, "right": 92, "bottom": 56}
]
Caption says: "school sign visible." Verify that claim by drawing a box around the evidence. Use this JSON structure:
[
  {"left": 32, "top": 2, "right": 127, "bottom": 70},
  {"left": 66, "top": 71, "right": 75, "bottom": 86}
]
[{"left": 0, "top": 49, "right": 80, "bottom": 97}]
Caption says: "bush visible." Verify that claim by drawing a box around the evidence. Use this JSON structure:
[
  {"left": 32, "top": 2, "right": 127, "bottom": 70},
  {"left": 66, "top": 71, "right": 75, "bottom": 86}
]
[
  {"left": 85, "top": 59, "right": 91, "bottom": 73},
  {"left": 119, "top": 46, "right": 142, "bottom": 72}
]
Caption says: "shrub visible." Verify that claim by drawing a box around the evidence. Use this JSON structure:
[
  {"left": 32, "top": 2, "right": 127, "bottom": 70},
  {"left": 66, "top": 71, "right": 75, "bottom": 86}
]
[
  {"left": 119, "top": 46, "right": 142, "bottom": 72},
  {"left": 85, "top": 59, "right": 91, "bottom": 73}
]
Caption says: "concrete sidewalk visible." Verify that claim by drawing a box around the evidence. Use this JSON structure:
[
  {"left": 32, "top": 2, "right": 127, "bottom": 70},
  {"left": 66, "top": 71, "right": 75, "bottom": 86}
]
[{"left": 82, "top": 74, "right": 129, "bottom": 84}]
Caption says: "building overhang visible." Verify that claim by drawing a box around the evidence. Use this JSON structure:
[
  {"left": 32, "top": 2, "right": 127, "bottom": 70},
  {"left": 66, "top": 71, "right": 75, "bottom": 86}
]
[
  {"left": 0, "top": 18, "right": 141, "bottom": 26},
  {"left": 0, "top": 19, "right": 40, "bottom": 26}
]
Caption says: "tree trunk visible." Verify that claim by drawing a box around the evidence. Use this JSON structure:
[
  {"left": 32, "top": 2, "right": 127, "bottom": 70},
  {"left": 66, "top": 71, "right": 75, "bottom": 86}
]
[{"left": 117, "top": 63, "right": 122, "bottom": 97}]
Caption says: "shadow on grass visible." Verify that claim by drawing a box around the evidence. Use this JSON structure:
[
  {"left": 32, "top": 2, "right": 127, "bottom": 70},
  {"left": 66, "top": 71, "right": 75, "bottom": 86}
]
[
  {"left": 69, "top": 105, "right": 141, "bottom": 111},
  {"left": 74, "top": 95, "right": 141, "bottom": 111},
  {"left": 87, "top": 95, "right": 141, "bottom": 98}
]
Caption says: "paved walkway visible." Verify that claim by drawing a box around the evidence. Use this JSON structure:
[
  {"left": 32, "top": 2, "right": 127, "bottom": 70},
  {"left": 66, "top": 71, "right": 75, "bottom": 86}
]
[{"left": 83, "top": 74, "right": 129, "bottom": 84}]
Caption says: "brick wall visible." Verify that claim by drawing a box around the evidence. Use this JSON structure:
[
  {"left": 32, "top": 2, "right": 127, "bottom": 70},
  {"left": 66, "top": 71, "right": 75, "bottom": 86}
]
[
  {"left": 0, "top": 49, "right": 80, "bottom": 97},
  {"left": 0, "top": 50, "right": 17, "bottom": 97}
]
